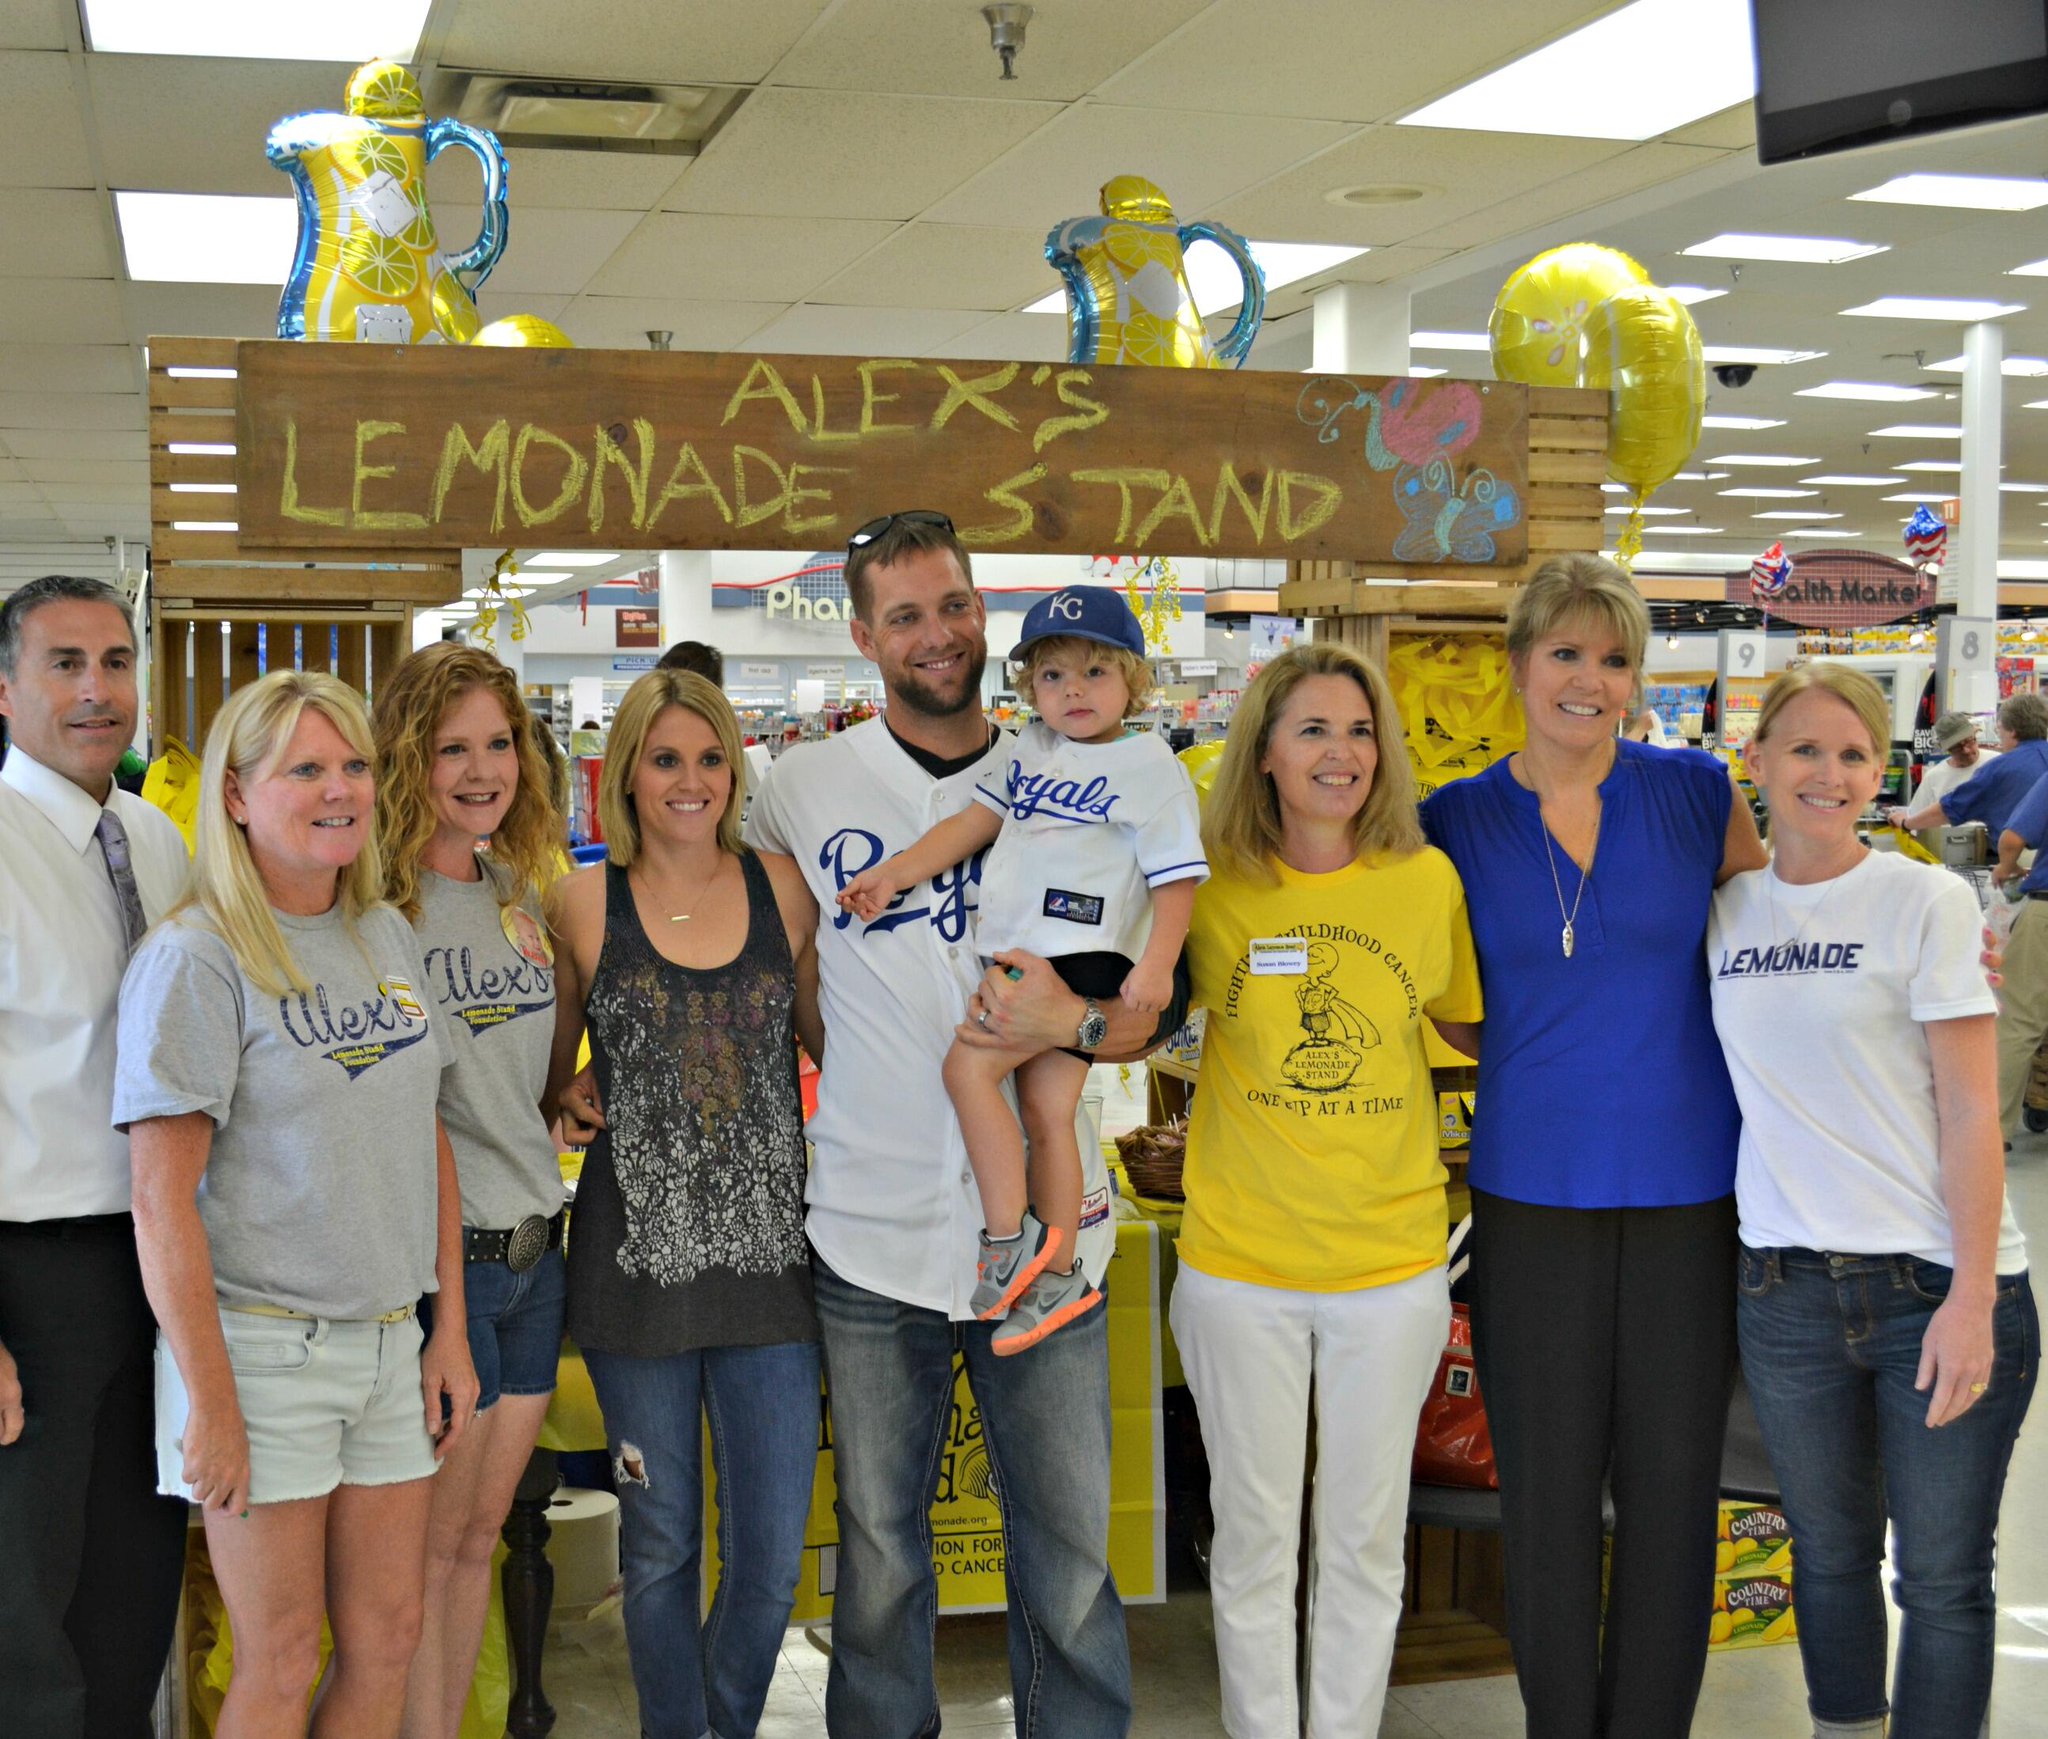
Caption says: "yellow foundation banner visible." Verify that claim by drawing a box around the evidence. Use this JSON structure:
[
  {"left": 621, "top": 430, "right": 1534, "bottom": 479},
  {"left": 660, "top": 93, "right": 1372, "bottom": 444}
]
[{"left": 707, "top": 1219, "right": 1167, "bottom": 1619}]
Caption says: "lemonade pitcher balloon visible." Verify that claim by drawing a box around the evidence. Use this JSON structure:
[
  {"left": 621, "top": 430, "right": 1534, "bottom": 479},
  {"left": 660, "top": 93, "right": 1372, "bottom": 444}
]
[
  {"left": 1046, "top": 174, "right": 1265, "bottom": 368},
  {"left": 267, "top": 59, "right": 508, "bottom": 344}
]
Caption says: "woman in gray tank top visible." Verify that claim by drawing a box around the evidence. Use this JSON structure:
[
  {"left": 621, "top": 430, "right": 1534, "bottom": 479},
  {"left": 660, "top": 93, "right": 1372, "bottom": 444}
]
[
  {"left": 549, "top": 669, "right": 823, "bottom": 1739},
  {"left": 373, "top": 643, "right": 576, "bottom": 1739}
]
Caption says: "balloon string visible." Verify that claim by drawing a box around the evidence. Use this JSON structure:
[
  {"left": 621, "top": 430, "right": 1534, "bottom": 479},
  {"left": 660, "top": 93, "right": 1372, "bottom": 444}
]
[{"left": 1613, "top": 489, "right": 1647, "bottom": 573}]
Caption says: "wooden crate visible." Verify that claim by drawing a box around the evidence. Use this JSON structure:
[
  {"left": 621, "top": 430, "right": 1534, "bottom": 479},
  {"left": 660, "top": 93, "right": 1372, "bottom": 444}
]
[
  {"left": 1280, "top": 384, "right": 1608, "bottom": 664},
  {"left": 146, "top": 336, "right": 462, "bottom": 750}
]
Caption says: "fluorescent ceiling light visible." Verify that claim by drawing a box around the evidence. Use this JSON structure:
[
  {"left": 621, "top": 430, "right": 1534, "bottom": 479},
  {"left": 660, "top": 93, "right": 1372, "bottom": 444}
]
[
  {"left": 1868, "top": 424, "right": 1962, "bottom": 438},
  {"left": 1673, "top": 470, "right": 1731, "bottom": 481},
  {"left": 1021, "top": 239, "right": 1366, "bottom": 315},
  {"left": 1899, "top": 459, "right": 1963, "bottom": 471},
  {"left": 1852, "top": 172, "right": 2048, "bottom": 211},
  {"left": 1795, "top": 382, "right": 1936, "bottom": 402},
  {"left": 168, "top": 482, "right": 235, "bottom": 494},
  {"left": 1408, "top": 365, "right": 1448, "bottom": 377},
  {"left": 1626, "top": 525, "right": 1724, "bottom": 534},
  {"left": 1702, "top": 345, "right": 1824, "bottom": 366},
  {"left": 525, "top": 552, "right": 621, "bottom": 568},
  {"left": 1708, "top": 454, "right": 1821, "bottom": 466},
  {"left": 1409, "top": 331, "right": 1491, "bottom": 351},
  {"left": 1398, "top": 0, "right": 1753, "bottom": 141},
  {"left": 167, "top": 366, "right": 235, "bottom": 380},
  {"left": 1928, "top": 353, "right": 2048, "bottom": 375},
  {"left": 1667, "top": 285, "right": 1728, "bottom": 305},
  {"left": 1841, "top": 297, "right": 2026, "bottom": 321},
  {"left": 2010, "top": 258, "right": 2048, "bottom": 277},
  {"left": 1884, "top": 492, "right": 1954, "bottom": 502},
  {"left": 2003, "top": 560, "right": 2048, "bottom": 577},
  {"left": 1780, "top": 528, "right": 1861, "bottom": 537},
  {"left": 1720, "top": 487, "right": 1817, "bottom": 498},
  {"left": 1801, "top": 474, "right": 1906, "bottom": 485},
  {"left": 2003, "top": 481, "right": 2048, "bottom": 492},
  {"left": 1601, "top": 482, "right": 1629, "bottom": 493},
  {"left": 1755, "top": 510, "right": 1843, "bottom": 519},
  {"left": 1682, "top": 232, "right": 1886, "bottom": 264},
  {"left": 1701, "top": 415, "right": 1785, "bottom": 430},
  {"left": 172, "top": 520, "right": 237, "bottom": 532},
  {"left": 82, "top": 0, "right": 430, "bottom": 60},
  {"left": 1604, "top": 505, "right": 1692, "bottom": 515},
  {"left": 116, "top": 191, "right": 297, "bottom": 284}
]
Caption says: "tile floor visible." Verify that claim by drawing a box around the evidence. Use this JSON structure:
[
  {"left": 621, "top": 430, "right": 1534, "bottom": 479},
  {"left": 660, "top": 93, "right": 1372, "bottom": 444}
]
[{"left": 538, "top": 1137, "right": 2048, "bottom": 1736}]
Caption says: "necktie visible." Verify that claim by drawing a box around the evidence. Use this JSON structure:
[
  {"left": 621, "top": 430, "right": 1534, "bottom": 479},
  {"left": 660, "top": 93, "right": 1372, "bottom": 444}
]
[{"left": 95, "top": 808, "right": 148, "bottom": 952}]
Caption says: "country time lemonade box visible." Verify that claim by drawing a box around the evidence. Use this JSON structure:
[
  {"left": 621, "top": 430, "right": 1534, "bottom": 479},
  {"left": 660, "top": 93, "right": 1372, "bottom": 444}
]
[{"left": 1711, "top": 1503, "right": 1797, "bottom": 1653}]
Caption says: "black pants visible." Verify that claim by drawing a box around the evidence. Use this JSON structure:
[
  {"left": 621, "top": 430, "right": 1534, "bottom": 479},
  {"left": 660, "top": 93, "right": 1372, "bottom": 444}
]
[
  {"left": 1468, "top": 1188, "right": 1738, "bottom": 1739},
  {"left": 0, "top": 1217, "right": 189, "bottom": 1739}
]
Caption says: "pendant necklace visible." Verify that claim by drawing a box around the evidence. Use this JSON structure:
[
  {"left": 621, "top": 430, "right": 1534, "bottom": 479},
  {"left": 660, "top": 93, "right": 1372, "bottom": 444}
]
[
  {"left": 1538, "top": 805, "right": 1601, "bottom": 960},
  {"left": 643, "top": 856, "right": 726, "bottom": 923},
  {"left": 1765, "top": 850, "right": 1860, "bottom": 957}
]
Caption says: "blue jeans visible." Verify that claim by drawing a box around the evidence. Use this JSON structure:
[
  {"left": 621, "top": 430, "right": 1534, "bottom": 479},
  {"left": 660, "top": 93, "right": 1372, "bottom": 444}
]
[
  {"left": 420, "top": 1247, "right": 566, "bottom": 1411},
  {"left": 582, "top": 1339, "right": 821, "bottom": 1739},
  {"left": 1737, "top": 1247, "right": 2038, "bottom": 1738},
  {"left": 811, "top": 1258, "right": 1131, "bottom": 1739}
]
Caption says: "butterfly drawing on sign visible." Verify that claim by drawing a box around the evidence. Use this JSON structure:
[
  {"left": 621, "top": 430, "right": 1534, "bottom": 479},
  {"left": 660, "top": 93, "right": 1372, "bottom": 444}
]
[
  {"left": 1294, "top": 376, "right": 1484, "bottom": 474},
  {"left": 1391, "top": 459, "right": 1523, "bottom": 563}
]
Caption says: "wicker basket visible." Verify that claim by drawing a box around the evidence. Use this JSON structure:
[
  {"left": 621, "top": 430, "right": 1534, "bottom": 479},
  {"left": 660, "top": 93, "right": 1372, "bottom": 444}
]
[{"left": 1117, "top": 1119, "right": 1187, "bottom": 1200}]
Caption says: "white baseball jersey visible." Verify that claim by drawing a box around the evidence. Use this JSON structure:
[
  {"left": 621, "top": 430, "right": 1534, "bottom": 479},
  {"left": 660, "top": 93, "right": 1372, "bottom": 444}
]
[
  {"left": 973, "top": 722, "right": 1207, "bottom": 963},
  {"left": 745, "top": 717, "right": 1115, "bottom": 1318}
]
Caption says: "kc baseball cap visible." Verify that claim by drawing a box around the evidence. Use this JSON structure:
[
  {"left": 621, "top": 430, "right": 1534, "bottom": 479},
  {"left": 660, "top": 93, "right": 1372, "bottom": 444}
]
[
  {"left": 1015, "top": 586, "right": 1146, "bottom": 657},
  {"left": 1932, "top": 711, "right": 1977, "bottom": 751}
]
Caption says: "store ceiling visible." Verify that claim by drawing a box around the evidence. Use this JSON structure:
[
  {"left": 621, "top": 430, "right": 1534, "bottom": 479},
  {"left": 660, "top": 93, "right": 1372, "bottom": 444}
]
[{"left": 5, "top": 0, "right": 2048, "bottom": 597}]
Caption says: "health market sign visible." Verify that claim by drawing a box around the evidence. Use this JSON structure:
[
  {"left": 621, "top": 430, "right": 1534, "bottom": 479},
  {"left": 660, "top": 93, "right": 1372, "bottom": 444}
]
[
  {"left": 233, "top": 342, "right": 1530, "bottom": 564},
  {"left": 1727, "top": 550, "right": 1937, "bottom": 628}
]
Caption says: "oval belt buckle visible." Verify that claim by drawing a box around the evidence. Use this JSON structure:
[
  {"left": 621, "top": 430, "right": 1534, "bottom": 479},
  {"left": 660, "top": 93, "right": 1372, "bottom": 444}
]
[{"left": 505, "top": 1213, "right": 549, "bottom": 1274}]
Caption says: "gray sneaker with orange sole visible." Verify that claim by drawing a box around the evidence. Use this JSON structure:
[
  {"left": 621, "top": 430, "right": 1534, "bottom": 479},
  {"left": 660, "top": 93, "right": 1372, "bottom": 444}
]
[
  {"left": 991, "top": 1261, "right": 1103, "bottom": 1356},
  {"left": 973, "top": 1212, "right": 1060, "bottom": 1322}
]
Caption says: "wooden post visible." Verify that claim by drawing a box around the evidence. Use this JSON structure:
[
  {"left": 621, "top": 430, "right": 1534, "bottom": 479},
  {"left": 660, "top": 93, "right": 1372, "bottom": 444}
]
[{"left": 501, "top": 1448, "right": 560, "bottom": 1739}]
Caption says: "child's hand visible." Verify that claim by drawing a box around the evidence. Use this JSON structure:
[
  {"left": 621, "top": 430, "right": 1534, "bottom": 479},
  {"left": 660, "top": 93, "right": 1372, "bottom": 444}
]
[
  {"left": 1121, "top": 961, "right": 1171, "bottom": 1015},
  {"left": 836, "top": 866, "right": 902, "bottom": 921}
]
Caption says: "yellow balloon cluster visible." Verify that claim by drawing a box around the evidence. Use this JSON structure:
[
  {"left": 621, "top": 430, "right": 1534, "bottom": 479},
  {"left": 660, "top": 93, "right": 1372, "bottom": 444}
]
[{"left": 1489, "top": 244, "right": 1704, "bottom": 567}]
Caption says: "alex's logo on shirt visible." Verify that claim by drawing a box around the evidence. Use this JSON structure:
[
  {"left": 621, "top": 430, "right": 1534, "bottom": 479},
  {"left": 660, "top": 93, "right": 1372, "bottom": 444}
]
[
  {"left": 280, "top": 976, "right": 431, "bottom": 1079},
  {"left": 422, "top": 942, "right": 555, "bottom": 1033},
  {"left": 822, "top": 827, "right": 984, "bottom": 942},
  {"left": 1715, "top": 940, "right": 1866, "bottom": 978},
  {"left": 1003, "top": 765, "right": 1119, "bottom": 823}
]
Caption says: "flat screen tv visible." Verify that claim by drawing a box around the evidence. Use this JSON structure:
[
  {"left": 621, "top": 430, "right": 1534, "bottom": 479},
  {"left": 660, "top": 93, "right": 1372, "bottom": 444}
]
[{"left": 1753, "top": 0, "right": 2048, "bottom": 164}]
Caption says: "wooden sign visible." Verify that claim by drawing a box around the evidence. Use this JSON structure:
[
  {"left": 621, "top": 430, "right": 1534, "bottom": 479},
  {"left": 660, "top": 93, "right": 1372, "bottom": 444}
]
[{"left": 234, "top": 342, "right": 1530, "bottom": 565}]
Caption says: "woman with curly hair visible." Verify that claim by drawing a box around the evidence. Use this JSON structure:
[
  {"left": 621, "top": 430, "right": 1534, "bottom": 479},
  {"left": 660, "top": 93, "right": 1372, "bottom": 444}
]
[
  {"left": 547, "top": 668, "right": 823, "bottom": 1739},
  {"left": 372, "top": 642, "right": 575, "bottom": 1739}
]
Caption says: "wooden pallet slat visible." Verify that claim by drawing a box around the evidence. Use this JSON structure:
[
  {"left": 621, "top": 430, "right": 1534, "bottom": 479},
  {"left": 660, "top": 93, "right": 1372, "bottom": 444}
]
[
  {"left": 148, "top": 373, "right": 237, "bottom": 412},
  {"left": 148, "top": 336, "right": 239, "bottom": 371},
  {"left": 148, "top": 411, "right": 236, "bottom": 449}
]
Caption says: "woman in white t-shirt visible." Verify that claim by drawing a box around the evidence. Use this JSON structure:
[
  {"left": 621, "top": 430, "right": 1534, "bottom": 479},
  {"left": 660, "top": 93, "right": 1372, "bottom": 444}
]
[{"left": 1708, "top": 663, "right": 2035, "bottom": 1739}]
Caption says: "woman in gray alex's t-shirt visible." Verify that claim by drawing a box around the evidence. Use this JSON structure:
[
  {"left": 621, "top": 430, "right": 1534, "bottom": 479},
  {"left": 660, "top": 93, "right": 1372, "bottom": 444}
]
[
  {"left": 118, "top": 671, "right": 477, "bottom": 1739},
  {"left": 373, "top": 642, "right": 580, "bottom": 1739}
]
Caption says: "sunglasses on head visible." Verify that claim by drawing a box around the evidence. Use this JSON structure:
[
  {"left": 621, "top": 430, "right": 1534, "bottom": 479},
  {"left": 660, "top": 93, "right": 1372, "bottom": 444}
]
[{"left": 847, "top": 510, "right": 955, "bottom": 552}]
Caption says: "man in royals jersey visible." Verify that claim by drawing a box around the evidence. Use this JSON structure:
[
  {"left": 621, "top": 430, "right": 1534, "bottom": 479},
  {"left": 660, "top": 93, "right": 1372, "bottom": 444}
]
[{"left": 745, "top": 512, "right": 1181, "bottom": 1738}]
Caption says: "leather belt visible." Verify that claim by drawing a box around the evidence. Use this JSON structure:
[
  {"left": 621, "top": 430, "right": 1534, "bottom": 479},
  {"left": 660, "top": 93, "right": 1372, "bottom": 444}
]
[
  {"left": 225, "top": 1301, "right": 416, "bottom": 1325},
  {"left": 464, "top": 1210, "right": 564, "bottom": 1273}
]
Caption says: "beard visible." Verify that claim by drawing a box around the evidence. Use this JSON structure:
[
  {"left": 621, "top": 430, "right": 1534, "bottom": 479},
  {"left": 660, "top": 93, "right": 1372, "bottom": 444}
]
[{"left": 888, "top": 643, "right": 989, "bottom": 719}]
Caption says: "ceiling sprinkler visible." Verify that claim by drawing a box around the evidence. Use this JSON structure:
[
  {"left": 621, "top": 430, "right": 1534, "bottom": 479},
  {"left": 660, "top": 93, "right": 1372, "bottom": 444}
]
[
  {"left": 982, "top": 4, "right": 1032, "bottom": 80},
  {"left": 646, "top": 330, "right": 673, "bottom": 351}
]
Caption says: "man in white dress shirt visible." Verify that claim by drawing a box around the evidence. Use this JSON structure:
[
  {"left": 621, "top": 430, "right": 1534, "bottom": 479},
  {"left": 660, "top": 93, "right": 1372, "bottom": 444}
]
[{"left": 0, "top": 576, "right": 191, "bottom": 1738}]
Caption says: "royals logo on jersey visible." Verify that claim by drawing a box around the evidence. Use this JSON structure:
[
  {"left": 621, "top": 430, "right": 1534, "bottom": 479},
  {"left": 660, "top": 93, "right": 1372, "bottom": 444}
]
[{"left": 820, "top": 825, "right": 988, "bottom": 942}]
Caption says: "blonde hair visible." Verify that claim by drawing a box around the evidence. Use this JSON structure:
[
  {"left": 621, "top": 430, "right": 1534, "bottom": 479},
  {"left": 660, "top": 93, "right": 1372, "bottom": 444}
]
[
  {"left": 373, "top": 642, "right": 566, "bottom": 922},
  {"left": 598, "top": 670, "right": 746, "bottom": 866},
  {"left": 1506, "top": 553, "right": 1650, "bottom": 677},
  {"left": 1754, "top": 662, "right": 1890, "bottom": 757},
  {"left": 180, "top": 670, "right": 384, "bottom": 995},
  {"left": 1011, "top": 635, "right": 1155, "bottom": 718},
  {"left": 1201, "top": 642, "right": 1424, "bottom": 883}
]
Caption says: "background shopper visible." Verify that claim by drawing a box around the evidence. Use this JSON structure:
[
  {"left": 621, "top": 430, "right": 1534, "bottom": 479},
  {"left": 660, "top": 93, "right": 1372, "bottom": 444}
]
[
  {"left": 1421, "top": 553, "right": 1767, "bottom": 1739},
  {"left": 1173, "top": 642, "right": 1482, "bottom": 1738},
  {"left": 0, "top": 575, "right": 191, "bottom": 1739},
  {"left": 374, "top": 643, "right": 575, "bottom": 1739},
  {"left": 118, "top": 670, "right": 476, "bottom": 1739},
  {"left": 550, "top": 668, "right": 822, "bottom": 1739},
  {"left": 1712, "top": 663, "right": 2034, "bottom": 1739}
]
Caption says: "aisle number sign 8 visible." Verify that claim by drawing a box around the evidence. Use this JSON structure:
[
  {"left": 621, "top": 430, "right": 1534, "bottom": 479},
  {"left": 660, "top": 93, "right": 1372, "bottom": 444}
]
[{"left": 1938, "top": 615, "right": 1997, "bottom": 715}]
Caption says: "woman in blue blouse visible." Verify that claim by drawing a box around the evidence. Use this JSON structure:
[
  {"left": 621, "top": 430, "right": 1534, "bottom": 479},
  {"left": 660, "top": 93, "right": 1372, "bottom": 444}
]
[{"left": 1421, "top": 554, "right": 1766, "bottom": 1738}]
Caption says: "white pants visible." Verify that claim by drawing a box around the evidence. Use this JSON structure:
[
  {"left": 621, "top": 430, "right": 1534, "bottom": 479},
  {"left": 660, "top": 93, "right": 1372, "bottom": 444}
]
[{"left": 1171, "top": 1262, "right": 1450, "bottom": 1739}]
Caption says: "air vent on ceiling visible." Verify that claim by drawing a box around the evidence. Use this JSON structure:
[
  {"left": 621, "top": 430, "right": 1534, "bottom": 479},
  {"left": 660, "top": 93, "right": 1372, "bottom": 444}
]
[{"left": 446, "top": 74, "right": 741, "bottom": 155}]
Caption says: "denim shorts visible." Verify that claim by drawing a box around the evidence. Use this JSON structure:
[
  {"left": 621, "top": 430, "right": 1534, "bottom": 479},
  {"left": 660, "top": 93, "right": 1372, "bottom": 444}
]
[
  {"left": 420, "top": 1245, "right": 567, "bottom": 1412},
  {"left": 154, "top": 1308, "right": 439, "bottom": 1506}
]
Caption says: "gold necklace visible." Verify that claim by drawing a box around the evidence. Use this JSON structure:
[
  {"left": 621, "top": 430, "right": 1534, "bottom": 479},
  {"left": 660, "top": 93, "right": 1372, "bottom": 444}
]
[
  {"left": 640, "top": 856, "right": 727, "bottom": 923},
  {"left": 1522, "top": 749, "right": 1610, "bottom": 961}
]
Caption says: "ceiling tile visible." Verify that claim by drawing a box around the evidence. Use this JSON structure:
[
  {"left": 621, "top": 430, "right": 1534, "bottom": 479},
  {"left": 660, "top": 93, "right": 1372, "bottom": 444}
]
[
  {"left": 555, "top": 296, "right": 789, "bottom": 351},
  {"left": 0, "top": 277, "right": 125, "bottom": 344},
  {"left": 770, "top": 0, "right": 1209, "bottom": 101},
  {"left": 484, "top": 208, "right": 643, "bottom": 296},
  {"left": 0, "top": 51, "right": 94, "bottom": 188},
  {"left": 1406, "top": 141, "right": 1728, "bottom": 250},
  {"left": 0, "top": 190, "right": 112, "bottom": 277},
  {"left": 473, "top": 291, "right": 572, "bottom": 328},
  {"left": 925, "top": 105, "right": 1353, "bottom": 232},
  {"left": 0, "top": 391, "right": 143, "bottom": 431},
  {"left": 0, "top": 428, "right": 147, "bottom": 462},
  {"left": 20, "top": 458, "right": 147, "bottom": 485},
  {"left": 1097, "top": 0, "right": 1610, "bottom": 123},
  {"left": 740, "top": 303, "right": 988, "bottom": 356},
  {"left": 919, "top": 313, "right": 1070, "bottom": 363},
  {"left": 428, "top": 144, "right": 690, "bottom": 213},
  {"left": 588, "top": 212, "right": 897, "bottom": 301},
  {"left": 0, "top": 0, "right": 71, "bottom": 51},
  {"left": 665, "top": 88, "right": 1061, "bottom": 220},
  {"left": 88, "top": 54, "right": 345, "bottom": 197},
  {"left": 0, "top": 480, "right": 46, "bottom": 501},
  {"left": 1666, "top": 103, "right": 1757, "bottom": 151},
  {"left": 436, "top": 0, "right": 830, "bottom": 83},
  {"left": 37, "top": 480, "right": 148, "bottom": 501},
  {"left": 810, "top": 224, "right": 1054, "bottom": 311},
  {"left": 123, "top": 283, "right": 281, "bottom": 344},
  {"left": 0, "top": 343, "right": 136, "bottom": 393}
]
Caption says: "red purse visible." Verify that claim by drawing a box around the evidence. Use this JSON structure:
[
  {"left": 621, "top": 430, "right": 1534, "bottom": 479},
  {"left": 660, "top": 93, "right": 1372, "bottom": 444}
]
[{"left": 1411, "top": 1217, "right": 1497, "bottom": 1489}]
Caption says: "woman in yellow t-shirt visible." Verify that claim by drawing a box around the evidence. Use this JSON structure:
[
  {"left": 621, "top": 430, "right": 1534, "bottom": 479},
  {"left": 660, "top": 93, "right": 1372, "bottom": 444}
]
[{"left": 1173, "top": 642, "right": 1482, "bottom": 1739}]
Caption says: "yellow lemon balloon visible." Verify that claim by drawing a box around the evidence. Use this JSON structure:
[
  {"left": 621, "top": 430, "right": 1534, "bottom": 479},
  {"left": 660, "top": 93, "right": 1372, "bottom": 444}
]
[
  {"left": 1488, "top": 243, "right": 1648, "bottom": 388},
  {"left": 1596, "top": 282, "right": 1704, "bottom": 494},
  {"left": 1177, "top": 739, "right": 1226, "bottom": 796},
  {"left": 472, "top": 314, "right": 575, "bottom": 348}
]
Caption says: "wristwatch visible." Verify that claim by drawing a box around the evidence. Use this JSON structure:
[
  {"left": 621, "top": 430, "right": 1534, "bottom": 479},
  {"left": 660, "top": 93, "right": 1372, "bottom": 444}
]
[{"left": 1076, "top": 997, "right": 1109, "bottom": 1051}]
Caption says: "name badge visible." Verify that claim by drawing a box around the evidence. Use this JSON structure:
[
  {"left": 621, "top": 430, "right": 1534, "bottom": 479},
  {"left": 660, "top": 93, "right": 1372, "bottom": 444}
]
[{"left": 1248, "top": 937, "right": 1308, "bottom": 976}]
